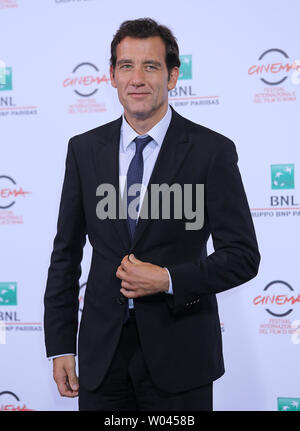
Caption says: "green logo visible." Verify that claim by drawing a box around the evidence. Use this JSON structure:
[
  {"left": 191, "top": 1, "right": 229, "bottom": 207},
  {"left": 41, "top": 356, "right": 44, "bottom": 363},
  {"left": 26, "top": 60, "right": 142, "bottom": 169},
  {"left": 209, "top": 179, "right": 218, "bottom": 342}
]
[
  {"left": 271, "top": 164, "right": 294, "bottom": 189},
  {"left": 179, "top": 55, "right": 192, "bottom": 80},
  {"left": 0, "top": 67, "right": 13, "bottom": 91},
  {"left": 0, "top": 282, "right": 17, "bottom": 305},
  {"left": 277, "top": 397, "right": 300, "bottom": 411}
]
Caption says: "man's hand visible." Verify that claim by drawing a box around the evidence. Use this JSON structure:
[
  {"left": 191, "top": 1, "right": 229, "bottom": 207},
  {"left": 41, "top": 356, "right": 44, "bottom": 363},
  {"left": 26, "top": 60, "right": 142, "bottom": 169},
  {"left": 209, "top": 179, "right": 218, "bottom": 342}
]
[
  {"left": 116, "top": 254, "right": 169, "bottom": 298},
  {"left": 53, "top": 355, "right": 79, "bottom": 398}
]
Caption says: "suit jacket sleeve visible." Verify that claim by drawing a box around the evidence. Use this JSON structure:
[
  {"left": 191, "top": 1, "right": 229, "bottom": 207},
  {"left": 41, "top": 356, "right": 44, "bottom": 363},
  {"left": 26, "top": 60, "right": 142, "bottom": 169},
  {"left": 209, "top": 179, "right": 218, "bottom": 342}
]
[
  {"left": 44, "top": 138, "right": 87, "bottom": 357},
  {"left": 165, "top": 138, "right": 260, "bottom": 315}
]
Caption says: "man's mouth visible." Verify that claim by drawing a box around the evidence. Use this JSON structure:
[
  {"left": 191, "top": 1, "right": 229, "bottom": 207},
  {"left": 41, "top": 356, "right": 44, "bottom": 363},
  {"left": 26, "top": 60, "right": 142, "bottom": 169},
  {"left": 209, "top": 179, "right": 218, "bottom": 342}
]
[{"left": 128, "top": 92, "right": 150, "bottom": 97}]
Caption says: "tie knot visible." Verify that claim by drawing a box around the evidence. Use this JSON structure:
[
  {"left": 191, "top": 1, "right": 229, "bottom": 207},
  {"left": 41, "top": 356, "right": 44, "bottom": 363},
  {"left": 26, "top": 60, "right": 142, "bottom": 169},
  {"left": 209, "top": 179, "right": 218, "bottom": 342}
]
[{"left": 133, "top": 135, "right": 152, "bottom": 155}]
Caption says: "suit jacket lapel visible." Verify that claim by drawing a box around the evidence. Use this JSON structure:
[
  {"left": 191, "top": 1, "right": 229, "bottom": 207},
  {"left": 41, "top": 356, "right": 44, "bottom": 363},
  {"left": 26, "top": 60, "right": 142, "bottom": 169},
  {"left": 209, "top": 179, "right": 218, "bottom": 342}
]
[{"left": 91, "top": 116, "right": 131, "bottom": 250}]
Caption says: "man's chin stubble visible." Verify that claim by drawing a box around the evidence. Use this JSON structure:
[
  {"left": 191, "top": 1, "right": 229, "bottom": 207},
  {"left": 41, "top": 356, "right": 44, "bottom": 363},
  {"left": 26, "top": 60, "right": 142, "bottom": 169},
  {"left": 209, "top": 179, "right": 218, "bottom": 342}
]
[{"left": 128, "top": 102, "right": 165, "bottom": 122}]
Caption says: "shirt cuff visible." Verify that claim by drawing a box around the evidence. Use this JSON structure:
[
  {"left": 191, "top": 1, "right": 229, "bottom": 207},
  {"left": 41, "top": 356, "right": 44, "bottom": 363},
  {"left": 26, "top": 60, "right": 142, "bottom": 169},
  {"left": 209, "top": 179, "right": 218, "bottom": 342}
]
[
  {"left": 163, "top": 267, "right": 173, "bottom": 295},
  {"left": 48, "top": 353, "right": 75, "bottom": 361}
]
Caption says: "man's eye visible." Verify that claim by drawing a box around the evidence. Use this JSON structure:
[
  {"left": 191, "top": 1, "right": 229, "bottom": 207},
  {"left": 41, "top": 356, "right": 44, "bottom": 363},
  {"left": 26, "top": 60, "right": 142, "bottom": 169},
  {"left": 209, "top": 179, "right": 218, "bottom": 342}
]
[
  {"left": 146, "top": 65, "right": 156, "bottom": 70},
  {"left": 120, "top": 65, "right": 132, "bottom": 69}
]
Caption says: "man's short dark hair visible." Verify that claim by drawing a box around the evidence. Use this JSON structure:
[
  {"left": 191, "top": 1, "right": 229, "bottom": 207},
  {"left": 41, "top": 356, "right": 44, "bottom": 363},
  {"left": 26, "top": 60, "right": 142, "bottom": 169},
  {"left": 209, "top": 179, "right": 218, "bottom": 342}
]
[{"left": 110, "top": 18, "right": 181, "bottom": 78}]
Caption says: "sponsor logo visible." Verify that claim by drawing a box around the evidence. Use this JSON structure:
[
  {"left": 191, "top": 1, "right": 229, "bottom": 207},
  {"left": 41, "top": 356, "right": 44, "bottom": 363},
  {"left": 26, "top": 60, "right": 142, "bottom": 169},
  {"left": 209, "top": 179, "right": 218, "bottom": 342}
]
[
  {"left": 63, "top": 62, "right": 109, "bottom": 114},
  {"left": 249, "top": 49, "right": 299, "bottom": 104},
  {"left": 0, "top": 62, "right": 37, "bottom": 116},
  {"left": 271, "top": 164, "right": 294, "bottom": 190},
  {"left": 253, "top": 281, "right": 299, "bottom": 318},
  {"left": 63, "top": 62, "right": 110, "bottom": 97},
  {"left": 0, "top": 282, "right": 17, "bottom": 306},
  {"left": 254, "top": 281, "right": 300, "bottom": 337},
  {"left": 0, "top": 66, "right": 12, "bottom": 91},
  {"left": 0, "top": 175, "right": 31, "bottom": 210},
  {"left": 169, "top": 54, "right": 219, "bottom": 108},
  {"left": 277, "top": 397, "right": 300, "bottom": 411},
  {"left": 252, "top": 163, "right": 300, "bottom": 219},
  {"left": 248, "top": 49, "right": 296, "bottom": 86},
  {"left": 0, "top": 282, "right": 42, "bottom": 333},
  {"left": 0, "top": 175, "right": 32, "bottom": 225},
  {"left": 178, "top": 55, "right": 192, "bottom": 80},
  {"left": 0, "top": 391, "right": 34, "bottom": 411}
]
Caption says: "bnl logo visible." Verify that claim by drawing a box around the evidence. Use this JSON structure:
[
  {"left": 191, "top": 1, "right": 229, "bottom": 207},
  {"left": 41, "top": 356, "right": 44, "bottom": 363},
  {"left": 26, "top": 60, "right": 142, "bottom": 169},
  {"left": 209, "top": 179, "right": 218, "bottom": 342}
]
[
  {"left": 277, "top": 397, "right": 300, "bottom": 411},
  {"left": 0, "top": 282, "right": 17, "bottom": 345},
  {"left": 271, "top": 164, "right": 294, "bottom": 190},
  {"left": 0, "top": 282, "right": 17, "bottom": 305},
  {"left": 179, "top": 55, "right": 192, "bottom": 80},
  {"left": 0, "top": 61, "right": 12, "bottom": 91}
]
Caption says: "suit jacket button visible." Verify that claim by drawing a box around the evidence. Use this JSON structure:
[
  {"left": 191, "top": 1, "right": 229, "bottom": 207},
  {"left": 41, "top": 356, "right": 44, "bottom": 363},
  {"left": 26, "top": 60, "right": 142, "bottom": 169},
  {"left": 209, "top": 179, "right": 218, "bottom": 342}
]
[{"left": 116, "top": 295, "right": 126, "bottom": 305}]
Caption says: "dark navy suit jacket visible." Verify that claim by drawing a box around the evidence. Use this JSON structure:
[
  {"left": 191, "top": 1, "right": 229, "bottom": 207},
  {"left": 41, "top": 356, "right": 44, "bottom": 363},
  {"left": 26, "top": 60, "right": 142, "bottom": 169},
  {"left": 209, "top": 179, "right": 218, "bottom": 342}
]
[{"left": 44, "top": 107, "right": 260, "bottom": 392}]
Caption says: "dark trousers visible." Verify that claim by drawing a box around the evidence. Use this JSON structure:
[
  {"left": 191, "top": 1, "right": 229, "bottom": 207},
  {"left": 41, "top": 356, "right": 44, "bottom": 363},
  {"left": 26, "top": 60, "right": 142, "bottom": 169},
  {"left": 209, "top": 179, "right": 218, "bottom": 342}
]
[{"left": 79, "top": 309, "right": 213, "bottom": 411}]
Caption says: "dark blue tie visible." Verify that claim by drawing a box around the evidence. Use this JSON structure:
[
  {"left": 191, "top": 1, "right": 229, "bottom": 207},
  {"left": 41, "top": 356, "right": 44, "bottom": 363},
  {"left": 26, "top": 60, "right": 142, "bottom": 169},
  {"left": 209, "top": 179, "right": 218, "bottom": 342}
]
[{"left": 126, "top": 135, "right": 152, "bottom": 239}]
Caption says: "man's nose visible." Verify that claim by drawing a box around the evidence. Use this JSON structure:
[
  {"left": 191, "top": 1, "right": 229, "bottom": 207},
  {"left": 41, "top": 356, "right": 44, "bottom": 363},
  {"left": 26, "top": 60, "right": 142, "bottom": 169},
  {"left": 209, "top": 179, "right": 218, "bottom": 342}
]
[{"left": 129, "top": 67, "right": 145, "bottom": 86}]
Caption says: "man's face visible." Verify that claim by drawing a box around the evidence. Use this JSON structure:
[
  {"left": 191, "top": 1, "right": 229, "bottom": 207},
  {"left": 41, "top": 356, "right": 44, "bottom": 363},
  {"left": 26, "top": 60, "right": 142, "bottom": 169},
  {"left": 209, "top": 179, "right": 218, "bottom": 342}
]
[{"left": 110, "top": 36, "right": 178, "bottom": 121}]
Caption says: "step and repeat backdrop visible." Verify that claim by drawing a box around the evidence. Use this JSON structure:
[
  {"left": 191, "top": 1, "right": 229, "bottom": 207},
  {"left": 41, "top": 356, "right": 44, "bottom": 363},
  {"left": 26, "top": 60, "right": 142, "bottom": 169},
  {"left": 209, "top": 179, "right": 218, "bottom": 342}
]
[{"left": 1, "top": 0, "right": 300, "bottom": 411}]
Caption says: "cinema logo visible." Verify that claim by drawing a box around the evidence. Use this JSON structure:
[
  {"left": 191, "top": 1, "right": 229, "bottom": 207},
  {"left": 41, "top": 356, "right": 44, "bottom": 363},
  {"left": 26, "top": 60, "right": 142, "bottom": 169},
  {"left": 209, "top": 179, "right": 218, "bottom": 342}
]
[
  {"left": 0, "top": 391, "right": 34, "bottom": 411},
  {"left": 0, "top": 175, "right": 32, "bottom": 225},
  {"left": 63, "top": 62, "right": 109, "bottom": 114},
  {"left": 0, "top": 62, "right": 37, "bottom": 116},
  {"left": 254, "top": 280, "right": 300, "bottom": 336},
  {"left": 254, "top": 281, "right": 299, "bottom": 317},
  {"left": 248, "top": 48, "right": 299, "bottom": 103},
  {"left": 168, "top": 55, "right": 219, "bottom": 108}
]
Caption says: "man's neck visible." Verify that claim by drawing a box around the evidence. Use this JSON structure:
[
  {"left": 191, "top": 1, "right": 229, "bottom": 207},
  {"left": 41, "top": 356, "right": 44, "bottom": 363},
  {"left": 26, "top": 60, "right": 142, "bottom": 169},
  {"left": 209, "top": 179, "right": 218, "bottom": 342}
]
[{"left": 123, "top": 104, "right": 168, "bottom": 135}]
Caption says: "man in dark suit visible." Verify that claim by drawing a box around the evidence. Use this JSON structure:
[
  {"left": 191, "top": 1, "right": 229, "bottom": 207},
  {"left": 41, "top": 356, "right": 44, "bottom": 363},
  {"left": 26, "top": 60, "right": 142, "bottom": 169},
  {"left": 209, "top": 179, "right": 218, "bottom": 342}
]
[{"left": 44, "top": 18, "right": 260, "bottom": 411}]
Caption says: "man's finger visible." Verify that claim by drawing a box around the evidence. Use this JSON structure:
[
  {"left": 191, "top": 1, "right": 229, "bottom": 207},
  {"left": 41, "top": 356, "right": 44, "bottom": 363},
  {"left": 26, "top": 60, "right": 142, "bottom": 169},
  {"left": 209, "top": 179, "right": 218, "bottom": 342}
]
[
  {"left": 116, "top": 267, "right": 132, "bottom": 282},
  {"left": 66, "top": 365, "right": 79, "bottom": 391},
  {"left": 56, "top": 376, "right": 78, "bottom": 398},
  {"left": 121, "top": 259, "right": 130, "bottom": 271},
  {"left": 121, "top": 280, "right": 133, "bottom": 289},
  {"left": 120, "top": 287, "right": 139, "bottom": 298},
  {"left": 121, "top": 255, "right": 129, "bottom": 265},
  {"left": 128, "top": 253, "right": 140, "bottom": 263}
]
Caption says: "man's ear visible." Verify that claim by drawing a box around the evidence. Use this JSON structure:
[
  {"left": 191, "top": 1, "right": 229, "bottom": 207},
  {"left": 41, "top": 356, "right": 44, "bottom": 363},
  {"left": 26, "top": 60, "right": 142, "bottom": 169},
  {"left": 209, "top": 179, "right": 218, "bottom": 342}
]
[
  {"left": 110, "top": 65, "right": 117, "bottom": 88},
  {"left": 167, "top": 67, "right": 179, "bottom": 91}
]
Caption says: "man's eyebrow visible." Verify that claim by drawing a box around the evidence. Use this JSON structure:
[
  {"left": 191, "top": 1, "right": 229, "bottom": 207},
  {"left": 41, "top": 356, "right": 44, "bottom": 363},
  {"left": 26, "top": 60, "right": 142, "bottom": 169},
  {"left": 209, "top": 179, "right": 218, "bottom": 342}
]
[
  {"left": 116, "top": 59, "right": 134, "bottom": 66},
  {"left": 142, "top": 60, "right": 162, "bottom": 66},
  {"left": 116, "top": 59, "right": 162, "bottom": 67}
]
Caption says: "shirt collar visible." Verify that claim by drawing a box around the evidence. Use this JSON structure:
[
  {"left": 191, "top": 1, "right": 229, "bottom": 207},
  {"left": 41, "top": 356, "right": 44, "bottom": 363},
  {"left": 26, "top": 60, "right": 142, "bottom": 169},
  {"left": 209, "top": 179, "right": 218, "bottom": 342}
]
[{"left": 121, "top": 104, "right": 172, "bottom": 152}]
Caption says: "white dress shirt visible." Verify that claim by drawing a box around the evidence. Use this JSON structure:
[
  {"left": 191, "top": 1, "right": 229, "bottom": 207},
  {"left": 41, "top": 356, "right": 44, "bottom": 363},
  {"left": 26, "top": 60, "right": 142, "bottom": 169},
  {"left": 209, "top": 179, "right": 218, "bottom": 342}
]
[{"left": 119, "top": 104, "right": 173, "bottom": 309}]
